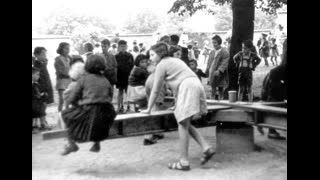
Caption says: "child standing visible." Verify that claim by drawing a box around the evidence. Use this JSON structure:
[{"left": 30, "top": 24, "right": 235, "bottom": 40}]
[
  {"left": 33, "top": 47, "right": 54, "bottom": 130},
  {"left": 233, "top": 40, "right": 261, "bottom": 102},
  {"left": 127, "top": 54, "right": 149, "bottom": 112},
  {"left": 54, "top": 42, "right": 72, "bottom": 113},
  {"left": 115, "top": 40, "right": 134, "bottom": 113},
  {"left": 189, "top": 60, "right": 207, "bottom": 82},
  {"left": 32, "top": 67, "right": 48, "bottom": 132},
  {"left": 61, "top": 55, "right": 116, "bottom": 155},
  {"left": 269, "top": 38, "right": 279, "bottom": 66},
  {"left": 141, "top": 43, "right": 215, "bottom": 171}
]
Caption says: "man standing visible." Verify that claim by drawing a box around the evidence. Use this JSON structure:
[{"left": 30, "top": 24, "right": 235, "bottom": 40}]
[{"left": 82, "top": 42, "right": 94, "bottom": 62}]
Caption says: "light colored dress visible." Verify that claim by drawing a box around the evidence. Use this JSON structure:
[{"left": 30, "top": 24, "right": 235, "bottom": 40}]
[{"left": 152, "top": 57, "right": 207, "bottom": 122}]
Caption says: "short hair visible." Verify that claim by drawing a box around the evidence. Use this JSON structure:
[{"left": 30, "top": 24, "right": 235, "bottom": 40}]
[
  {"left": 139, "top": 43, "right": 143, "bottom": 46},
  {"left": 134, "top": 54, "right": 148, "bottom": 66},
  {"left": 118, "top": 40, "right": 127, "bottom": 46},
  {"left": 70, "top": 55, "right": 84, "bottom": 66},
  {"left": 169, "top": 45, "right": 181, "bottom": 57},
  {"left": 56, "top": 42, "right": 70, "bottom": 55},
  {"left": 170, "top": 34, "right": 180, "bottom": 45},
  {"left": 101, "top": 39, "right": 111, "bottom": 46},
  {"left": 189, "top": 59, "right": 198, "bottom": 66},
  {"left": 111, "top": 43, "right": 117, "bottom": 48},
  {"left": 187, "top": 44, "right": 193, "bottom": 49},
  {"left": 159, "top": 35, "right": 171, "bottom": 44},
  {"left": 32, "top": 67, "right": 40, "bottom": 74},
  {"left": 133, "top": 46, "right": 139, "bottom": 52},
  {"left": 84, "top": 42, "right": 94, "bottom": 52},
  {"left": 85, "top": 55, "right": 106, "bottom": 75},
  {"left": 150, "top": 42, "right": 170, "bottom": 59},
  {"left": 33, "top": 47, "right": 46, "bottom": 56},
  {"left": 212, "top": 35, "right": 222, "bottom": 45}
]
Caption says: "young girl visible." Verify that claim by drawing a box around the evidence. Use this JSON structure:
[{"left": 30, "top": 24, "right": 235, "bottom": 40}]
[
  {"left": 127, "top": 54, "right": 149, "bottom": 112},
  {"left": 61, "top": 55, "right": 116, "bottom": 156},
  {"left": 141, "top": 43, "right": 215, "bottom": 171},
  {"left": 54, "top": 42, "right": 72, "bottom": 113},
  {"left": 233, "top": 40, "right": 261, "bottom": 102},
  {"left": 269, "top": 38, "right": 279, "bottom": 66}
]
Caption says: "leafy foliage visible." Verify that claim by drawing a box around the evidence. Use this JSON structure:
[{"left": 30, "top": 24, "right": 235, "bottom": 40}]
[
  {"left": 168, "top": 0, "right": 287, "bottom": 16},
  {"left": 123, "top": 10, "right": 162, "bottom": 34}
]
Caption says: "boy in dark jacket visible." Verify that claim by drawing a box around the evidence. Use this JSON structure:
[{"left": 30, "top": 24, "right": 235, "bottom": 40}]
[{"left": 115, "top": 40, "right": 134, "bottom": 113}]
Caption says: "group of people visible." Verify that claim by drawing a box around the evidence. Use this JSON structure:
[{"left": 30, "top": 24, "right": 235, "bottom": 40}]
[
  {"left": 257, "top": 24, "right": 287, "bottom": 67},
  {"left": 32, "top": 31, "right": 287, "bottom": 171}
]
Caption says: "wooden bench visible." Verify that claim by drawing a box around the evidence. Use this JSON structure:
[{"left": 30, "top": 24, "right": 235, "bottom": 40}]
[
  {"left": 206, "top": 100, "right": 287, "bottom": 131},
  {"left": 42, "top": 105, "right": 231, "bottom": 140}
]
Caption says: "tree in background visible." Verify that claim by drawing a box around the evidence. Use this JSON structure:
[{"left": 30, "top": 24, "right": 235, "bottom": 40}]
[
  {"left": 168, "top": 0, "right": 287, "bottom": 93},
  {"left": 123, "top": 10, "right": 161, "bottom": 34},
  {"left": 158, "top": 13, "right": 192, "bottom": 34}
]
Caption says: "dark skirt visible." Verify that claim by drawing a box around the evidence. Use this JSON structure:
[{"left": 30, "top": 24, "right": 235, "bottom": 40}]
[{"left": 62, "top": 102, "right": 116, "bottom": 143}]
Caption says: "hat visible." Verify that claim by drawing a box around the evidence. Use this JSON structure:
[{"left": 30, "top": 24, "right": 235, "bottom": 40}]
[{"left": 262, "top": 33, "right": 268, "bottom": 37}]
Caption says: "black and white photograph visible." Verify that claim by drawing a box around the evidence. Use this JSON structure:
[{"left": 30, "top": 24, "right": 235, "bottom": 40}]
[{"left": 32, "top": 0, "right": 287, "bottom": 179}]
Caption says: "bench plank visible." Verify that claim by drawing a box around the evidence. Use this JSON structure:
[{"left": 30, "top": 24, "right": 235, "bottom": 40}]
[
  {"left": 206, "top": 100, "right": 287, "bottom": 115},
  {"left": 42, "top": 105, "right": 231, "bottom": 140}
]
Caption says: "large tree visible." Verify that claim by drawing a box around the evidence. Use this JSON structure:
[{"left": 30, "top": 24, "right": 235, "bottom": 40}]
[{"left": 168, "top": 0, "right": 287, "bottom": 92}]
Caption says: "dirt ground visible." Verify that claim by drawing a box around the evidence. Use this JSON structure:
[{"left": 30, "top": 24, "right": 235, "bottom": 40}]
[{"left": 32, "top": 118, "right": 287, "bottom": 180}]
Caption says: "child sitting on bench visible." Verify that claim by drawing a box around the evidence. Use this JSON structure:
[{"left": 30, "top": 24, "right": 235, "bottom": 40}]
[
  {"left": 61, "top": 55, "right": 116, "bottom": 156},
  {"left": 127, "top": 54, "right": 149, "bottom": 112}
]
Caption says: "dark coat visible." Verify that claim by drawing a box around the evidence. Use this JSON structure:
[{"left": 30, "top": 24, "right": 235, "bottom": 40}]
[
  {"left": 115, "top": 52, "right": 134, "bottom": 89},
  {"left": 33, "top": 57, "right": 54, "bottom": 104},
  {"left": 180, "top": 46, "right": 189, "bottom": 64},
  {"left": 261, "top": 65, "right": 287, "bottom": 101}
]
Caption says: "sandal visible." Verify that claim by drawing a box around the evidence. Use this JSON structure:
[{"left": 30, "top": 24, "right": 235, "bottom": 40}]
[
  {"left": 200, "top": 147, "right": 215, "bottom": 165},
  {"left": 168, "top": 161, "right": 190, "bottom": 171}
]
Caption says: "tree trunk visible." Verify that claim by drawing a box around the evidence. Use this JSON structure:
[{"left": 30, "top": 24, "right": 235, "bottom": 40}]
[{"left": 227, "top": 0, "right": 255, "bottom": 96}]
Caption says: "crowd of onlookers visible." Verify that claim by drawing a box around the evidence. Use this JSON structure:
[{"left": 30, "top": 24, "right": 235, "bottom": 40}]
[{"left": 32, "top": 28, "right": 287, "bottom": 139}]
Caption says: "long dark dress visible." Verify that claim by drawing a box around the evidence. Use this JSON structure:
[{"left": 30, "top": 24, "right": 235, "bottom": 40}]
[
  {"left": 33, "top": 57, "right": 54, "bottom": 104},
  {"left": 62, "top": 74, "right": 116, "bottom": 143}
]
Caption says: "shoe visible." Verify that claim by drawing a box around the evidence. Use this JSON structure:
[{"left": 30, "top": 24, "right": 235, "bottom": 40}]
[
  {"left": 143, "top": 138, "right": 157, "bottom": 145},
  {"left": 168, "top": 160, "right": 191, "bottom": 171},
  {"left": 61, "top": 143, "right": 79, "bottom": 156},
  {"left": 118, "top": 107, "right": 124, "bottom": 114},
  {"left": 200, "top": 147, "right": 215, "bottom": 165},
  {"left": 90, "top": 143, "right": 101, "bottom": 152}
]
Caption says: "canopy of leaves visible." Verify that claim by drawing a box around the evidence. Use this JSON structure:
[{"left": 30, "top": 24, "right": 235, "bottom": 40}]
[
  {"left": 168, "top": 0, "right": 287, "bottom": 16},
  {"left": 123, "top": 10, "right": 161, "bottom": 34},
  {"left": 44, "top": 8, "right": 115, "bottom": 36}
]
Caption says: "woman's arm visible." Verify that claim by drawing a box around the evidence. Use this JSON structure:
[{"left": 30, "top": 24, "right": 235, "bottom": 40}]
[{"left": 142, "top": 63, "right": 165, "bottom": 113}]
